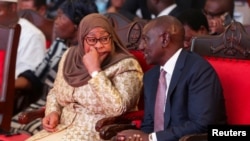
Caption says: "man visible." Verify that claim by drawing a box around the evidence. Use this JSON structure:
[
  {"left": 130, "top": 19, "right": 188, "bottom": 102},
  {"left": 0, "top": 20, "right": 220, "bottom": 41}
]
[
  {"left": 0, "top": 0, "right": 46, "bottom": 113},
  {"left": 17, "top": 0, "right": 47, "bottom": 18},
  {"left": 115, "top": 15, "right": 227, "bottom": 141},
  {"left": 118, "top": 0, "right": 152, "bottom": 20},
  {"left": 146, "top": 0, "right": 183, "bottom": 18},
  {"left": 177, "top": 9, "right": 209, "bottom": 50},
  {"left": 176, "top": 0, "right": 205, "bottom": 10},
  {"left": 0, "top": 0, "right": 46, "bottom": 79},
  {"left": 17, "top": 0, "right": 53, "bottom": 48},
  {"left": 203, "top": 0, "right": 234, "bottom": 35}
]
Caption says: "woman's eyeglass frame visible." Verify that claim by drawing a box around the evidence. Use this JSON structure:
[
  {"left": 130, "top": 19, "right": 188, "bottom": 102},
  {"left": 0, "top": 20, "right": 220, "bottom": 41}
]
[{"left": 84, "top": 34, "right": 111, "bottom": 46}]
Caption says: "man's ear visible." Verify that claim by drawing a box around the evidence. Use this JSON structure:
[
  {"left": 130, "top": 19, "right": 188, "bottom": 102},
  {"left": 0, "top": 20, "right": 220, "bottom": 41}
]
[{"left": 162, "top": 33, "right": 170, "bottom": 48}]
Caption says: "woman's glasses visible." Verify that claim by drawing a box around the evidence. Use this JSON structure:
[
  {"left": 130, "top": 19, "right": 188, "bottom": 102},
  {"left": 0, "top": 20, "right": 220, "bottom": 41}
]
[{"left": 85, "top": 34, "right": 111, "bottom": 45}]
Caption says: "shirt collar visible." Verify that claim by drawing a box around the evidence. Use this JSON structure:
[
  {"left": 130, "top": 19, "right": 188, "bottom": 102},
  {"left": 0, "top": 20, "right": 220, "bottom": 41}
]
[
  {"left": 157, "top": 3, "right": 177, "bottom": 17},
  {"left": 161, "top": 48, "right": 182, "bottom": 76}
]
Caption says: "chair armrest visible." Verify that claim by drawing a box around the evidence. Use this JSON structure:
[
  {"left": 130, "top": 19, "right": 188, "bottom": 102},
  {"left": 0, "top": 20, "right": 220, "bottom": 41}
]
[
  {"left": 95, "top": 110, "right": 144, "bottom": 132},
  {"left": 179, "top": 133, "right": 208, "bottom": 141},
  {"left": 18, "top": 107, "right": 45, "bottom": 124},
  {"left": 96, "top": 116, "right": 131, "bottom": 132},
  {"left": 99, "top": 123, "right": 138, "bottom": 140}
]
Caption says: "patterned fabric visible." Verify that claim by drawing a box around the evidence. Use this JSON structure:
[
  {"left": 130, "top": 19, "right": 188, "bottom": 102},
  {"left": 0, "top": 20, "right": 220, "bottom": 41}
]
[
  {"left": 10, "top": 38, "right": 67, "bottom": 135},
  {"left": 26, "top": 49, "right": 143, "bottom": 141}
]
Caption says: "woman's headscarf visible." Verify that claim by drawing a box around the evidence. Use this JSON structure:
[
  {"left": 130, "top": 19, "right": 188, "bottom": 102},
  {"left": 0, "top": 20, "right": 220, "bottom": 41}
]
[{"left": 63, "top": 13, "right": 133, "bottom": 87}]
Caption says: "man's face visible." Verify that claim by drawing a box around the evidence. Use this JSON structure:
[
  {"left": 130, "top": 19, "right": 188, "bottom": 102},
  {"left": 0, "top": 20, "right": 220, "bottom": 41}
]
[
  {"left": 140, "top": 24, "right": 165, "bottom": 65},
  {"left": 18, "top": 0, "right": 35, "bottom": 11},
  {"left": 203, "top": 0, "right": 228, "bottom": 34},
  {"left": 0, "top": 2, "right": 12, "bottom": 26}
]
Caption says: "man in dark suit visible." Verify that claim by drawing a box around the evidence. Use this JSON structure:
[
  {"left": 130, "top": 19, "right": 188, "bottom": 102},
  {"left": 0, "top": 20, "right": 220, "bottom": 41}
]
[
  {"left": 115, "top": 15, "right": 227, "bottom": 141},
  {"left": 176, "top": 0, "right": 205, "bottom": 10},
  {"left": 146, "top": 0, "right": 184, "bottom": 18},
  {"left": 119, "top": 0, "right": 152, "bottom": 20}
]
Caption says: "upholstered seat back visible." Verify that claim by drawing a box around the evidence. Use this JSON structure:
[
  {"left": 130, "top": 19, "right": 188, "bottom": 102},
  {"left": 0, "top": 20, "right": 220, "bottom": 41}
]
[
  {"left": 191, "top": 20, "right": 250, "bottom": 124},
  {"left": 104, "top": 13, "right": 147, "bottom": 50}
]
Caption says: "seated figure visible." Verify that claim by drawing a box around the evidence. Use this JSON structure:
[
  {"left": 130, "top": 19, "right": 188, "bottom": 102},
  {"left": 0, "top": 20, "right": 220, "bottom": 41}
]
[
  {"left": 26, "top": 13, "right": 143, "bottom": 141},
  {"left": 11, "top": 0, "right": 98, "bottom": 136},
  {"left": 115, "top": 15, "right": 226, "bottom": 141}
]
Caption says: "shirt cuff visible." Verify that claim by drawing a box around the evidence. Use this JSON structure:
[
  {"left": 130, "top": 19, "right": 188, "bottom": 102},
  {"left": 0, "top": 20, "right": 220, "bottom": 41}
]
[
  {"left": 90, "top": 70, "right": 99, "bottom": 77},
  {"left": 149, "top": 133, "right": 157, "bottom": 141}
]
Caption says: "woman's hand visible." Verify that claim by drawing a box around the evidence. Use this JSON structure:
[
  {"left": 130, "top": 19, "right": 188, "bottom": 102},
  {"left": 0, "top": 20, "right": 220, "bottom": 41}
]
[
  {"left": 42, "top": 111, "right": 59, "bottom": 132},
  {"left": 83, "top": 46, "right": 104, "bottom": 74}
]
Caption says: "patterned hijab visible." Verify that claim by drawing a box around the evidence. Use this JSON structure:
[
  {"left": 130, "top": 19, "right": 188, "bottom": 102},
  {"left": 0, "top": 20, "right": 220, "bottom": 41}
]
[{"left": 63, "top": 13, "right": 133, "bottom": 87}]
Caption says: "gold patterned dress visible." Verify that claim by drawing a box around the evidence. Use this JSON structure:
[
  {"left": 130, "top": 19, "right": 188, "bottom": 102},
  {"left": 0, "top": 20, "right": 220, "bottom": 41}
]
[{"left": 26, "top": 49, "right": 143, "bottom": 141}]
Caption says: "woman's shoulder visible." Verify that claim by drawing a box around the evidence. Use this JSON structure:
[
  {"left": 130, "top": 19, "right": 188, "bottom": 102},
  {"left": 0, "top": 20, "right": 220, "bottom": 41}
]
[
  {"left": 113, "top": 57, "right": 142, "bottom": 71},
  {"left": 118, "top": 57, "right": 139, "bottom": 65}
]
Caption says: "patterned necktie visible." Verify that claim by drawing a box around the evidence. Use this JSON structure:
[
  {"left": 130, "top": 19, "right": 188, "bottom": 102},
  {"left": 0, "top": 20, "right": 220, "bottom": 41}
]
[{"left": 154, "top": 69, "right": 167, "bottom": 132}]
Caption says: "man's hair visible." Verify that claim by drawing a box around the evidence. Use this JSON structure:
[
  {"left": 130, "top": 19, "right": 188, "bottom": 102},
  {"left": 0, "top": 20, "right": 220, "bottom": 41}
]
[
  {"left": 34, "top": 0, "right": 46, "bottom": 10},
  {"left": 177, "top": 9, "right": 209, "bottom": 32}
]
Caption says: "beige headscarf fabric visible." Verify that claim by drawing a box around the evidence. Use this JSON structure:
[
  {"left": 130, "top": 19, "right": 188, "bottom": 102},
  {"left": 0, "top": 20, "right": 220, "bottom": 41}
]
[{"left": 63, "top": 13, "right": 133, "bottom": 87}]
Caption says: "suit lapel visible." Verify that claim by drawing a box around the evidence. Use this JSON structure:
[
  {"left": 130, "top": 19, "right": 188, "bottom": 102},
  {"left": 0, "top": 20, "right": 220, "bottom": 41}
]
[{"left": 164, "top": 50, "right": 188, "bottom": 127}]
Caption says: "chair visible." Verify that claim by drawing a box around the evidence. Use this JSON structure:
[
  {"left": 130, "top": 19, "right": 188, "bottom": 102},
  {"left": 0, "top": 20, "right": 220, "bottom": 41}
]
[
  {"left": 17, "top": 13, "right": 152, "bottom": 139},
  {"left": 104, "top": 12, "right": 147, "bottom": 50},
  {"left": 0, "top": 24, "right": 21, "bottom": 132},
  {"left": 179, "top": 20, "right": 250, "bottom": 141},
  {"left": 191, "top": 20, "right": 250, "bottom": 124},
  {"left": 94, "top": 20, "right": 250, "bottom": 140}
]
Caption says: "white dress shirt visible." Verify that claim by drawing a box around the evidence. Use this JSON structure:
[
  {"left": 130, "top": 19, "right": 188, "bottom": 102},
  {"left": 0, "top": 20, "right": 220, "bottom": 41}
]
[
  {"left": 16, "top": 18, "right": 46, "bottom": 78},
  {"left": 150, "top": 48, "right": 182, "bottom": 141},
  {"left": 157, "top": 3, "right": 177, "bottom": 17}
]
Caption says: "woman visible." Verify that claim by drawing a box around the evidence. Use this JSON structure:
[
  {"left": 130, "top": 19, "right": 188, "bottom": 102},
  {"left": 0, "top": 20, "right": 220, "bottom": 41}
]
[
  {"left": 26, "top": 13, "right": 143, "bottom": 141},
  {"left": 106, "top": 0, "right": 125, "bottom": 13},
  {"left": 12, "top": 0, "right": 98, "bottom": 135}
]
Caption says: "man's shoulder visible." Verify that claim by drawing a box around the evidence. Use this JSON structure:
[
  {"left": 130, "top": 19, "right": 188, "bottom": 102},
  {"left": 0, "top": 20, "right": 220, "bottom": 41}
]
[{"left": 18, "top": 18, "right": 45, "bottom": 37}]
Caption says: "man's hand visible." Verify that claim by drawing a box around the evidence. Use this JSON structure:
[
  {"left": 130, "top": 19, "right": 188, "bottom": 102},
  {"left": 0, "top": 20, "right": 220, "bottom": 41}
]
[{"left": 113, "top": 130, "right": 149, "bottom": 141}]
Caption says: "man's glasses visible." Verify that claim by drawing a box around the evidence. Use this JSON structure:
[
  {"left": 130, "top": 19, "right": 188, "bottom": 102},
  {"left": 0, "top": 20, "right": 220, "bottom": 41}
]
[{"left": 84, "top": 35, "right": 111, "bottom": 45}]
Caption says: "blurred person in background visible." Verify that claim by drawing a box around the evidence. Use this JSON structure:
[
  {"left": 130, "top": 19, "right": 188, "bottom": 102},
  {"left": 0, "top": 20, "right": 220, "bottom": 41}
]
[
  {"left": 147, "top": 0, "right": 184, "bottom": 18},
  {"left": 119, "top": 0, "right": 152, "bottom": 21},
  {"left": 177, "top": 9, "right": 209, "bottom": 50},
  {"left": 17, "top": 0, "right": 48, "bottom": 18},
  {"left": 106, "top": 0, "right": 125, "bottom": 13},
  {"left": 203, "top": 0, "right": 234, "bottom": 35}
]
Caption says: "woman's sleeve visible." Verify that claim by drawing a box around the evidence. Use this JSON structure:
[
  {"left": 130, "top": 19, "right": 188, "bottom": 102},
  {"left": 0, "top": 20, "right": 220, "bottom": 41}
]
[
  {"left": 88, "top": 58, "right": 143, "bottom": 116},
  {"left": 44, "top": 50, "right": 70, "bottom": 116}
]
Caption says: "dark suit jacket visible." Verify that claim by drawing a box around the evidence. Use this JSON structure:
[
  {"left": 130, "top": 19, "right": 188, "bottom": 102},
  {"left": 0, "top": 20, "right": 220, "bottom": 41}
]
[
  {"left": 140, "top": 50, "right": 227, "bottom": 141},
  {"left": 176, "top": 0, "right": 205, "bottom": 10},
  {"left": 168, "top": 6, "right": 184, "bottom": 18},
  {"left": 119, "top": 0, "right": 152, "bottom": 20}
]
